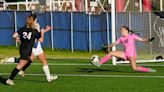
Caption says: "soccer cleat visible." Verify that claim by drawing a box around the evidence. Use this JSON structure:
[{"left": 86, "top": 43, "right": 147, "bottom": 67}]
[
  {"left": 18, "top": 70, "right": 25, "bottom": 77},
  {"left": 91, "top": 61, "right": 101, "bottom": 67},
  {"left": 0, "top": 57, "right": 8, "bottom": 63},
  {"left": 47, "top": 75, "right": 58, "bottom": 82},
  {"left": 6, "top": 79, "right": 14, "bottom": 85},
  {"left": 148, "top": 68, "right": 157, "bottom": 72}
]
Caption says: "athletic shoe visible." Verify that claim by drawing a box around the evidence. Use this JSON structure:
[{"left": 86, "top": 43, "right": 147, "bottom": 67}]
[
  {"left": 148, "top": 68, "right": 157, "bottom": 72},
  {"left": 6, "top": 79, "right": 14, "bottom": 85},
  {"left": 0, "top": 57, "right": 8, "bottom": 63},
  {"left": 18, "top": 70, "right": 25, "bottom": 77},
  {"left": 91, "top": 61, "right": 101, "bottom": 67},
  {"left": 47, "top": 75, "right": 58, "bottom": 82}
]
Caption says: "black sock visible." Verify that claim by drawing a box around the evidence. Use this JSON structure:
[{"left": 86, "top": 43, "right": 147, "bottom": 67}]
[
  {"left": 22, "top": 60, "right": 32, "bottom": 71},
  {"left": 9, "top": 68, "right": 19, "bottom": 80},
  {"left": 14, "top": 57, "right": 20, "bottom": 63}
]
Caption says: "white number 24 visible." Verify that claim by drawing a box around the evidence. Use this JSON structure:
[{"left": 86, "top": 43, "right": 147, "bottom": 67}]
[{"left": 23, "top": 32, "right": 32, "bottom": 40}]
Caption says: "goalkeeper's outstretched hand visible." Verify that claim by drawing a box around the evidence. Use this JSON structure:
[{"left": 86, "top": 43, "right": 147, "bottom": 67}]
[{"left": 149, "top": 37, "right": 155, "bottom": 42}]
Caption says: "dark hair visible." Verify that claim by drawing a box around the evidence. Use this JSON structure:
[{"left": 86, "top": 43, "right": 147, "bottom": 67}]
[
  {"left": 121, "top": 26, "right": 138, "bottom": 35},
  {"left": 121, "top": 26, "right": 130, "bottom": 32},
  {"left": 30, "top": 14, "right": 37, "bottom": 20}
]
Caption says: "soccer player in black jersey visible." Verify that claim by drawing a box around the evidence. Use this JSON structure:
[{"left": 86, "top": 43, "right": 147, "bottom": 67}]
[
  {"left": 2, "top": 14, "right": 57, "bottom": 83},
  {"left": 19, "top": 14, "right": 58, "bottom": 82},
  {"left": 6, "top": 16, "right": 45, "bottom": 85}
]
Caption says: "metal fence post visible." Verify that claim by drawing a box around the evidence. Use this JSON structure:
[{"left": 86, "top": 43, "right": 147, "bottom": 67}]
[
  {"left": 106, "top": 12, "right": 110, "bottom": 46},
  {"left": 14, "top": 11, "right": 18, "bottom": 47},
  {"left": 50, "top": 11, "right": 54, "bottom": 50},
  {"left": 89, "top": 13, "right": 92, "bottom": 53},
  {"left": 149, "top": 12, "right": 152, "bottom": 54},
  {"left": 71, "top": 12, "right": 74, "bottom": 52}
]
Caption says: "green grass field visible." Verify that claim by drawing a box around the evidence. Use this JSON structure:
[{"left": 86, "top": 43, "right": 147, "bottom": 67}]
[
  {"left": 1, "top": 59, "right": 164, "bottom": 92},
  {"left": 0, "top": 46, "right": 164, "bottom": 92}
]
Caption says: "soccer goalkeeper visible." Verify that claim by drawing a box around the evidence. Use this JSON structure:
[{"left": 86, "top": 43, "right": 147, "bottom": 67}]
[{"left": 92, "top": 26, "right": 156, "bottom": 72}]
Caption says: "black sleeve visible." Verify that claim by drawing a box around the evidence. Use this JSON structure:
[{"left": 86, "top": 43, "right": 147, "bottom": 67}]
[{"left": 17, "top": 28, "right": 23, "bottom": 35}]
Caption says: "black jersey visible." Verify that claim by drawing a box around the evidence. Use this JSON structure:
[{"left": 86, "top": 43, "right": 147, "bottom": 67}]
[
  {"left": 18, "top": 27, "right": 41, "bottom": 48},
  {"left": 17, "top": 27, "right": 41, "bottom": 60}
]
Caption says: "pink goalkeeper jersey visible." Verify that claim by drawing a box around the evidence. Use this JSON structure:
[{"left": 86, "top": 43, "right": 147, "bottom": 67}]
[{"left": 116, "top": 34, "right": 139, "bottom": 59}]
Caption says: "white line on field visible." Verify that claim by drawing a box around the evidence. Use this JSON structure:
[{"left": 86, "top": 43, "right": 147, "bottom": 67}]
[
  {"left": 0, "top": 73, "right": 164, "bottom": 78},
  {"left": 1, "top": 63, "right": 164, "bottom": 66}
]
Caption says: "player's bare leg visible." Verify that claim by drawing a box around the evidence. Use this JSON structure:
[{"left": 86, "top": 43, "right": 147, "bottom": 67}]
[
  {"left": 19, "top": 52, "right": 58, "bottom": 82},
  {"left": 18, "top": 54, "right": 34, "bottom": 77},
  {"left": 0, "top": 57, "right": 19, "bottom": 63},
  {"left": 129, "top": 57, "right": 156, "bottom": 72},
  {"left": 0, "top": 57, "right": 9, "bottom": 63}
]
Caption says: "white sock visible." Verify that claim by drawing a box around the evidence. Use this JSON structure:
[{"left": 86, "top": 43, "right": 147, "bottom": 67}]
[
  {"left": 42, "top": 65, "right": 51, "bottom": 79},
  {"left": 6, "top": 57, "right": 15, "bottom": 63}
]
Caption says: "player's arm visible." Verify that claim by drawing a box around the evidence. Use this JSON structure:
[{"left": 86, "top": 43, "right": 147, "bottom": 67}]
[
  {"left": 102, "top": 42, "right": 117, "bottom": 53},
  {"left": 136, "top": 37, "right": 155, "bottom": 42},
  {"left": 105, "top": 42, "right": 117, "bottom": 48},
  {"left": 103, "top": 37, "right": 121, "bottom": 49},
  {"left": 42, "top": 25, "right": 51, "bottom": 33},
  {"left": 38, "top": 28, "right": 44, "bottom": 43},
  {"left": 13, "top": 32, "right": 18, "bottom": 38},
  {"left": 12, "top": 32, "right": 20, "bottom": 42},
  {"left": 38, "top": 25, "right": 51, "bottom": 43},
  {"left": 136, "top": 37, "right": 149, "bottom": 42}
]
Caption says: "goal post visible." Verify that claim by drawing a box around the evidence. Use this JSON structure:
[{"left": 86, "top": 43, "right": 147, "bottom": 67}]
[{"left": 111, "top": 0, "right": 117, "bottom": 65}]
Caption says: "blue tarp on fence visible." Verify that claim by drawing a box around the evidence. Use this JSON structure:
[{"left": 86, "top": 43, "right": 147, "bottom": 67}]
[{"left": 0, "top": 11, "right": 111, "bottom": 51}]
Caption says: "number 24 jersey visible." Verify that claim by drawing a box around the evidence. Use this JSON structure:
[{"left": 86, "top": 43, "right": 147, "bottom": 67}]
[{"left": 17, "top": 27, "right": 41, "bottom": 49}]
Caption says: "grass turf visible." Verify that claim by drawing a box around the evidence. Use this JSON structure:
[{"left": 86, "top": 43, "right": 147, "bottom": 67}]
[
  {"left": 0, "top": 46, "right": 164, "bottom": 92},
  {"left": 0, "top": 59, "right": 164, "bottom": 92}
]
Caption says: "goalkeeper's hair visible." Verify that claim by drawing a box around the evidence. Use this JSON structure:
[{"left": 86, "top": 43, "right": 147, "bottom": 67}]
[
  {"left": 121, "top": 26, "right": 130, "bottom": 32},
  {"left": 121, "top": 26, "right": 137, "bottom": 35}
]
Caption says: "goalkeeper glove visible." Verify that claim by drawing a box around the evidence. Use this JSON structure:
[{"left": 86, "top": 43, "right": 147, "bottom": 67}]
[{"left": 149, "top": 37, "right": 155, "bottom": 42}]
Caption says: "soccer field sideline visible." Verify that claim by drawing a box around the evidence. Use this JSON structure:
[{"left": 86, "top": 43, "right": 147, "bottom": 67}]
[
  {"left": 1, "top": 60, "right": 164, "bottom": 92},
  {"left": 1, "top": 63, "right": 164, "bottom": 66},
  {"left": 1, "top": 73, "right": 164, "bottom": 78},
  {"left": 1, "top": 63, "right": 164, "bottom": 78}
]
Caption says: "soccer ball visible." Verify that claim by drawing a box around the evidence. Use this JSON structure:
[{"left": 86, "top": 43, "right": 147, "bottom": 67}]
[{"left": 91, "top": 55, "right": 100, "bottom": 63}]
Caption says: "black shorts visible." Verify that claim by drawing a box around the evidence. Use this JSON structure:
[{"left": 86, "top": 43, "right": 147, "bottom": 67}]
[{"left": 19, "top": 48, "right": 32, "bottom": 61}]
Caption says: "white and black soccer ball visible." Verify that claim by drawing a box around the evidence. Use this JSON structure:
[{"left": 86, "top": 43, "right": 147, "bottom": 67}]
[{"left": 91, "top": 55, "right": 100, "bottom": 63}]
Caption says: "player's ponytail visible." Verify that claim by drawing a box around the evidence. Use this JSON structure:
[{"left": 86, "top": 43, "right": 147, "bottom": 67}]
[{"left": 26, "top": 16, "right": 34, "bottom": 28}]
